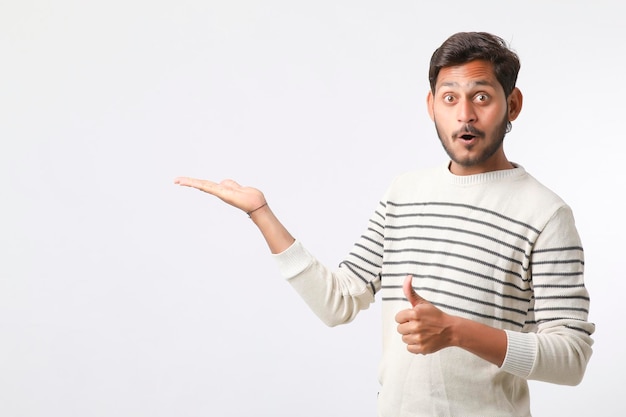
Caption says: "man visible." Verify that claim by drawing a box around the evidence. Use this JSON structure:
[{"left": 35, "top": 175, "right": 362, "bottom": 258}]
[{"left": 174, "top": 32, "right": 594, "bottom": 416}]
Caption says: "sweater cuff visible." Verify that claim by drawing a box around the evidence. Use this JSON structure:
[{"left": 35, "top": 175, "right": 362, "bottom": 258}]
[
  {"left": 271, "top": 239, "right": 314, "bottom": 279},
  {"left": 500, "top": 330, "right": 537, "bottom": 378}
]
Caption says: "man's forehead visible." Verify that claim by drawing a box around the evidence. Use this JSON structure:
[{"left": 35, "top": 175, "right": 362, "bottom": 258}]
[{"left": 435, "top": 61, "right": 499, "bottom": 90}]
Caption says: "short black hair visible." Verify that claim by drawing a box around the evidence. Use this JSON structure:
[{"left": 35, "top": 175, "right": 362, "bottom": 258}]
[{"left": 428, "top": 32, "right": 521, "bottom": 97}]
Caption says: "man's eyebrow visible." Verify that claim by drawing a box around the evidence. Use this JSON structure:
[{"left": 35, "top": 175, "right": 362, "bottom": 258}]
[{"left": 439, "top": 80, "right": 494, "bottom": 88}]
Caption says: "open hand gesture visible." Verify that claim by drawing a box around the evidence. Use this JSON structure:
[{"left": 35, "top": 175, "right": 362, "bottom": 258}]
[{"left": 174, "top": 177, "right": 267, "bottom": 216}]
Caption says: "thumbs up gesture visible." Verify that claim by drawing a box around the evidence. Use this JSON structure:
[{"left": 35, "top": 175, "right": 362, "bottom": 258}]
[{"left": 395, "top": 275, "right": 455, "bottom": 355}]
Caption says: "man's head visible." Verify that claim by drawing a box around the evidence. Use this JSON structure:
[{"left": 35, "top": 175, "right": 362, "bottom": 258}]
[{"left": 426, "top": 32, "right": 523, "bottom": 175}]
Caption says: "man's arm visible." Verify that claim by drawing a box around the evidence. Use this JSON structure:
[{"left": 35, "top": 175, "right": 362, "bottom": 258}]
[{"left": 174, "top": 176, "right": 378, "bottom": 327}]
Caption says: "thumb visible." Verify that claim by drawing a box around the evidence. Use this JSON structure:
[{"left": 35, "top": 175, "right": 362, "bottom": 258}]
[{"left": 403, "top": 275, "right": 425, "bottom": 307}]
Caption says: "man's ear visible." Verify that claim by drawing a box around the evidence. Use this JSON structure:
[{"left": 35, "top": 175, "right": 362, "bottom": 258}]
[
  {"left": 426, "top": 90, "right": 435, "bottom": 121},
  {"left": 507, "top": 87, "right": 523, "bottom": 122}
]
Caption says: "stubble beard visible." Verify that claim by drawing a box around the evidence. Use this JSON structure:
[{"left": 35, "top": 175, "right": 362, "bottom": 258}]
[{"left": 434, "top": 114, "right": 509, "bottom": 169}]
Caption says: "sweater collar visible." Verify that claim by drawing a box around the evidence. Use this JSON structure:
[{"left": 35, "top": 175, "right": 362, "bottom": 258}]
[{"left": 442, "top": 161, "right": 526, "bottom": 186}]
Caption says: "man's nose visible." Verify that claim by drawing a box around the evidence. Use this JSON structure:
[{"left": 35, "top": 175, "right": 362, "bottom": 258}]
[{"left": 457, "top": 99, "right": 477, "bottom": 123}]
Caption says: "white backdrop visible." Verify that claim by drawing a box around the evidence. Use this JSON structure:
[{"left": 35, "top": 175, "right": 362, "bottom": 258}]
[{"left": 1, "top": 1, "right": 622, "bottom": 416}]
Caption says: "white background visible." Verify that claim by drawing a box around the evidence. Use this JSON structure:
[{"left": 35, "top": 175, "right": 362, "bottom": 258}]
[{"left": 1, "top": 1, "right": 623, "bottom": 416}]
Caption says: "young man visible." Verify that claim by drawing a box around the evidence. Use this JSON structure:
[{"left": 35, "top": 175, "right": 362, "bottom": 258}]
[{"left": 175, "top": 32, "right": 594, "bottom": 416}]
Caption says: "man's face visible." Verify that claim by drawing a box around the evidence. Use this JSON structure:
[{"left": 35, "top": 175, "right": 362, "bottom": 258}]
[{"left": 427, "top": 60, "right": 521, "bottom": 175}]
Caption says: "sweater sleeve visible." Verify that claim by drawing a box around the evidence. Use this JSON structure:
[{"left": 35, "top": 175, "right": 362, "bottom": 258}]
[
  {"left": 272, "top": 239, "right": 379, "bottom": 327},
  {"left": 500, "top": 205, "right": 595, "bottom": 385},
  {"left": 271, "top": 195, "right": 388, "bottom": 327}
]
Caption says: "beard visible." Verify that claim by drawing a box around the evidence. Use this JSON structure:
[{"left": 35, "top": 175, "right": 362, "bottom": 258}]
[{"left": 435, "top": 113, "right": 509, "bottom": 169}]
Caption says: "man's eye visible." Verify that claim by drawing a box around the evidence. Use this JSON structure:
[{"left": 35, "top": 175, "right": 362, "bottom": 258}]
[
  {"left": 476, "top": 94, "right": 488, "bottom": 102},
  {"left": 444, "top": 95, "right": 454, "bottom": 103}
]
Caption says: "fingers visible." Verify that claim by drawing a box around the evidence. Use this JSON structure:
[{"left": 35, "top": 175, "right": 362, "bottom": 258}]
[
  {"left": 174, "top": 177, "right": 235, "bottom": 195},
  {"left": 174, "top": 176, "right": 213, "bottom": 190}
]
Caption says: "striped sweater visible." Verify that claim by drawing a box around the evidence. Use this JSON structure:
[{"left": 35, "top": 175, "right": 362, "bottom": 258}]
[{"left": 274, "top": 163, "right": 595, "bottom": 417}]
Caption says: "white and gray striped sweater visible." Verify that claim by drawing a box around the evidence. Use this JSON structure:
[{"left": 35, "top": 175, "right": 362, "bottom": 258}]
[{"left": 274, "top": 163, "right": 594, "bottom": 417}]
